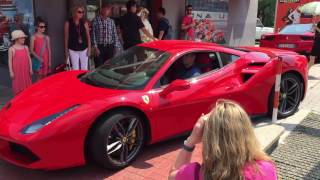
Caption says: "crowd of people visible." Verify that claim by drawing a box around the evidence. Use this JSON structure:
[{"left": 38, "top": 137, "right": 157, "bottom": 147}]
[{"left": 8, "top": 0, "right": 180, "bottom": 95}]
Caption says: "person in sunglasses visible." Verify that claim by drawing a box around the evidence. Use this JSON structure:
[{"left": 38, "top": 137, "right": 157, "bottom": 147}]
[
  {"left": 181, "top": 5, "right": 195, "bottom": 41},
  {"left": 30, "top": 17, "right": 51, "bottom": 81},
  {"left": 64, "top": 5, "right": 91, "bottom": 70}
]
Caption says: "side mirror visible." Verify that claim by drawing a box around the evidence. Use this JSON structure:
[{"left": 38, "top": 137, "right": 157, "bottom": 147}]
[{"left": 160, "top": 79, "right": 191, "bottom": 97}]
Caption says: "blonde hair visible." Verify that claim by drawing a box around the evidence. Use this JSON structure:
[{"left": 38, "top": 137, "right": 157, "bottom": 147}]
[
  {"left": 71, "top": 5, "right": 85, "bottom": 18},
  {"left": 137, "top": 8, "right": 149, "bottom": 19},
  {"left": 202, "top": 100, "right": 271, "bottom": 180}
]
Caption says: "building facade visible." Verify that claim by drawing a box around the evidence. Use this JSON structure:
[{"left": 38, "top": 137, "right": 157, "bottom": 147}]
[{"left": 0, "top": 0, "right": 258, "bottom": 86}]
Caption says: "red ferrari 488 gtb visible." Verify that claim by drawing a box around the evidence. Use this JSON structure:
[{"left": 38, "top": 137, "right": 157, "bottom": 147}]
[
  {"left": 260, "top": 23, "right": 314, "bottom": 55},
  {"left": 0, "top": 41, "right": 308, "bottom": 170}
]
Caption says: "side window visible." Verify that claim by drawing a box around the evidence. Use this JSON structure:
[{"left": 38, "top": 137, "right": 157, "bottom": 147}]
[
  {"left": 218, "top": 52, "right": 240, "bottom": 66},
  {"left": 155, "top": 52, "right": 221, "bottom": 88}
]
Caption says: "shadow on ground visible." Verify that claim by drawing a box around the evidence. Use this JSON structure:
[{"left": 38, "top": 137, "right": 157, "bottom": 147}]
[{"left": 308, "top": 75, "right": 320, "bottom": 80}]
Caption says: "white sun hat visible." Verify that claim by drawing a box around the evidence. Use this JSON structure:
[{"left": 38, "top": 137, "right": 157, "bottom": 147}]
[{"left": 11, "top": 30, "right": 27, "bottom": 41}]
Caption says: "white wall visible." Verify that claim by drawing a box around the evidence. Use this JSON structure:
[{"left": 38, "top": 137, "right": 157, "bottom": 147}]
[
  {"left": 163, "top": 0, "right": 186, "bottom": 39},
  {"left": 226, "top": 0, "right": 258, "bottom": 46}
]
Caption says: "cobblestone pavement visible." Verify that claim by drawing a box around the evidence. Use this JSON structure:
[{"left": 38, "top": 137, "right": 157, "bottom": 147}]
[{"left": 271, "top": 113, "right": 320, "bottom": 180}]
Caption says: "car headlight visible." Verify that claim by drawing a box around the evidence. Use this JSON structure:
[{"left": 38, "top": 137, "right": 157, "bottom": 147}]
[{"left": 22, "top": 105, "right": 80, "bottom": 134}]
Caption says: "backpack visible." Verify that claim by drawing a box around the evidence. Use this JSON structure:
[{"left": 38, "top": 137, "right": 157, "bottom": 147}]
[{"left": 163, "top": 18, "right": 173, "bottom": 40}]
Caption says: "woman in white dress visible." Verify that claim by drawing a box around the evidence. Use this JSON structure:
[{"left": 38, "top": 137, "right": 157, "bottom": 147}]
[{"left": 138, "top": 8, "right": 154, "bottom": 43}]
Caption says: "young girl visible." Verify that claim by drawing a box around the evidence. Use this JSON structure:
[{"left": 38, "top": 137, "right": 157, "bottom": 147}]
[
  {"left": 8, "top": 30, "right": 33, "bottom": 95},
  {"left": 30, "top": 17, "right": 51, "bottom": 80}
]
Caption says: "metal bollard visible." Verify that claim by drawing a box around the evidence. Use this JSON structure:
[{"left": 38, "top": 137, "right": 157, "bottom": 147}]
[{"left": 272, "top": 57, "right": 283, "bottom": 123}]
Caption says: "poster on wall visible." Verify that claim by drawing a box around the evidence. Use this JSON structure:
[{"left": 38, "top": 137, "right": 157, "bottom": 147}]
[
  {"left": 187, "top": 0, "right": 229, "bottom": 44},
  {"left": 0, "top": 0, "right": 35, "bottom": 65},
  {"left": 275, "top": 0, "right": 320, "bottom": 32}
]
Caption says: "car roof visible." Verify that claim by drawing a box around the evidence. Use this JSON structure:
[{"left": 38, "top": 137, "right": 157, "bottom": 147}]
[{"left": 139, "top": 40, "right": 221, "bottom": 52}]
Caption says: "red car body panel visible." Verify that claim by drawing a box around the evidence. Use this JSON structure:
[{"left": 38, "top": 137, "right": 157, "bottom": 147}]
[{"left": 0, "top": 41, "right": 308, "bottom": 170}]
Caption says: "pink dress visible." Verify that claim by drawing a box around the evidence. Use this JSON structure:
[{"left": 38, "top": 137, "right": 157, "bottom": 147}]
[
  {"left": 12, "top": 47, "right": 32, "bottom": 94},
  {"left": 176, "top": 161, "right": 277, "bottom": 180},
  {"left": 33, "top": 35, "right": 49, "bottom": 75}
]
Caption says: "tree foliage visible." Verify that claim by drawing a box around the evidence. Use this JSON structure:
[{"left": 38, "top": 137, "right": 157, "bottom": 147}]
[{"left": 258, "top": 0, "right": 277, "bottom": 27}]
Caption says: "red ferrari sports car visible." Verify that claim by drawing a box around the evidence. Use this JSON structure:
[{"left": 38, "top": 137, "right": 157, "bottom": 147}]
[
  {"left": 260, "top": 23, "right": 314, "bottom": 55},
  {"left": 0, "top": 41, "right": 308, "bottom": 170}
]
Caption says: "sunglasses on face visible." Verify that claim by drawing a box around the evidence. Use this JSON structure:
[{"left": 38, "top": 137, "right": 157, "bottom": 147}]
[
  {"left": 38, "top": 25, "right": 46, "bottom": 29},
  {"left": 78, "top": 10, "right": 84, "bottom": 14},
  {"left": 187, "top": 8, "right": 192, "bottom": 11}
]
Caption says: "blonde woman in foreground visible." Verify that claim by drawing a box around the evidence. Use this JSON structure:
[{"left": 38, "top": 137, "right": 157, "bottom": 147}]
[{"left": 169, "top": 100, "right": 277, "bottom": 180}]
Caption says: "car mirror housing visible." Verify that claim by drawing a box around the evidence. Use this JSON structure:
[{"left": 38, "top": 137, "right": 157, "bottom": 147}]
[{"left": 160, "top": 79, "right": 191, "bottom": 97}]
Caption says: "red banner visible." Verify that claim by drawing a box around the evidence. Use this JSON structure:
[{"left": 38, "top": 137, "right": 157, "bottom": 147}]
[{"left": 275, "top": 0, "right": 320, "bottom": 32}]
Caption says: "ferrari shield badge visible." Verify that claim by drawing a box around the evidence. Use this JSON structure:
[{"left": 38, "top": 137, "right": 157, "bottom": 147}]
[{"left": 142, "top": 95, "right": 150, "bottom": 104}]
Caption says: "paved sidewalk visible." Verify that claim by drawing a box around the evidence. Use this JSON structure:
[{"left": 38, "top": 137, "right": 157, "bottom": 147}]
[
  {"left": 300, "top": 64, "right": 320, "bottom": 113},
  {"left": 271, "top": 112, "right": 320, "bottom": 180}
]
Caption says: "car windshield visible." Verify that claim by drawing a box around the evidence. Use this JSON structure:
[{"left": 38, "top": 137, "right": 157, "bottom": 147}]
[
  {"left": 80, "top": 46, "right": 170, "bottom": 90},
  {"left": 279, "top": 24, "right": 313, "bottom": 35}
]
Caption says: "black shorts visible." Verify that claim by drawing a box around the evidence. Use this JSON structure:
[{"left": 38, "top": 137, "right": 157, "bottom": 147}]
[{"left": 311, "top": 37, "right": 320, "bottom": 57}]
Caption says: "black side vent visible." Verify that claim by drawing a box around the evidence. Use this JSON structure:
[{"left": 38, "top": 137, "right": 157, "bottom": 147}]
[
  {"left": 9, "top": 142, "right": 40, "bottom": 163},
  {"left": 248, "top": 62, "right": 266, "bottom": 67},
  {"left": 242, "top": 74, "right": 254, "bottom": 83}
]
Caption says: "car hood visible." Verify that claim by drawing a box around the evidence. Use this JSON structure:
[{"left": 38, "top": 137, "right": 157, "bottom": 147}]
[{"left": 0, "top": 71, "right": 125, "bottom": 127}]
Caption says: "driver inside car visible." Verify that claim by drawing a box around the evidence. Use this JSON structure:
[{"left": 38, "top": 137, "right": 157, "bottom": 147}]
[{"left": 177, "top": 53, "right": 201, "bottom": 79}]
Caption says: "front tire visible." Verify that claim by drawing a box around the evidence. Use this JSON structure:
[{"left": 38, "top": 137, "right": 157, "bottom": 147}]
[
  {"left": 89, "top": 110, "right": 145, "bottom": 170},
  {"left": 269, "top": 73, "right": 303, "bottom": 118}
]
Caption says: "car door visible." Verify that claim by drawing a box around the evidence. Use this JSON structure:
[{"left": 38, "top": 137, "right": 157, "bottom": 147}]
[
  {"left": 216, "top": 51, "right": 259, "bottom": 114},
  {"left": 149, "top": 51, "right": 231, "bottom": 142}
]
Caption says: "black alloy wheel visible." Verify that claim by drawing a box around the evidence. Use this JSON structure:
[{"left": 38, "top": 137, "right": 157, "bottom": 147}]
[
  {"left": 277, "top": 73, "right": 302, "bottom": 118},
  {"left": 89, "top": 110, "right": 145, "bottom": 170}
]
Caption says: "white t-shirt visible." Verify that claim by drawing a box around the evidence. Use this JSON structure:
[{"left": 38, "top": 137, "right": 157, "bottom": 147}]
[
  {"left": 140, "top": 19, "right": 153, "bottom": 43},
  {"left": 289, "top": 10, "right": 301, "bottom": 24}
]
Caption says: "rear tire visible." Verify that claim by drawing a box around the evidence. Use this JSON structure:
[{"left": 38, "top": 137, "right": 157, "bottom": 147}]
[
  {"left": 269, "top": 73, "right": 303, "bottom": 119},
  {"left": 89, "top": 110, "right": 145, "bottom": 170}
]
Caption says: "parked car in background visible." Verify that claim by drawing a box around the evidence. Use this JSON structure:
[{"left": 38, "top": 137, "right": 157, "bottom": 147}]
[
  {"left": 256, "top": 18, "right": 274, "bottom": 41},
  {"left": 260, "top": 23, "right": 314, "bottom": 55}
]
